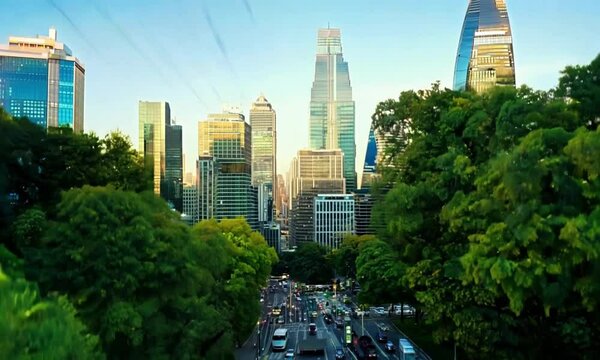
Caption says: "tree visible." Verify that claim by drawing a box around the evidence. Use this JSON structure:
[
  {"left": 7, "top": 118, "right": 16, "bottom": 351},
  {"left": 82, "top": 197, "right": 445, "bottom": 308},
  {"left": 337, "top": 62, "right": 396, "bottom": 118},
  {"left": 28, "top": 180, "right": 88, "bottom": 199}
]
[
  {"left": 22, "top": 186, "right": 233, "bottom": 358},
  {"left": 283, "top": 242, "right": 334, "bottom": 284},
  {"left": 331, "top": 234, "right": 375, "bottom": 278},
  {"left": 556, "top": 53, "right": 600, "bottom": 127},
  {"left": 0, "top": 247, "right": 102, "bottom": 359}
]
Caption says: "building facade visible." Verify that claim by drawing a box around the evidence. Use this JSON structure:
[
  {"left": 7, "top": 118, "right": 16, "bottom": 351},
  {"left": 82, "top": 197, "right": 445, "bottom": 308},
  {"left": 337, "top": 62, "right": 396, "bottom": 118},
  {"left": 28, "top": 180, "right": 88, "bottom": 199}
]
[
  {"left": 250, "top": 95, "right": 277, "bottom": 221},
  {"left": 198, "top": 111, "right": 257, "bottom": 228},
  {"left": 196, "top": 155, "right": 216, "bottom": 221},
  {"left": 289, "top": 149, "right": 346, "bottom": 245},
  {"left": 0, "top": 28, "right": 85, "bottom": 132},
  {"left": 139, "top": 101, "right": 183, "bottom": 211},
  {"left": 314, "top": 194, "right": 355, "bottom": 251},
  {"left": 453, "top": 0, "right": 515, "bottom": 93},
  {"left": 309, "top": 28, "right": 356, "bottom": 191},
  {"left": 354, "top": 190, "right": 374, "bottom": 235},
  {"left": 182, "top": 184, "right": 198, "bottom": 225},
  {"left": 261, "top": 222, "right": 282, "bottom": 253}
]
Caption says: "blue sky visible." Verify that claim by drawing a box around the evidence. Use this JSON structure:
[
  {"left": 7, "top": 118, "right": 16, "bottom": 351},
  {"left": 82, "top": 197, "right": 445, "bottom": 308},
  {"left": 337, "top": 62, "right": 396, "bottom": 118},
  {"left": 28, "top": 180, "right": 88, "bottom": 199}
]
[{"left": 1, "top": 0, "right": 599, "bottom": 179}]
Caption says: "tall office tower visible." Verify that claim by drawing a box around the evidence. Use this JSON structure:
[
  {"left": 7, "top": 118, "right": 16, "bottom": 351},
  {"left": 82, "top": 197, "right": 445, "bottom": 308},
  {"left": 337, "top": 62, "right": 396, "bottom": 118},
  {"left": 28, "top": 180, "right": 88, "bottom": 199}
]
[
  {"left": 182, "top": 184, "right": 198, "bottom": 226},
  {"left": 165, "top": 122, "right": 183, "bottom": 212},
  {"left": 453, "top": 0, "right": 515, "bottom": 93},
  {"left": 198, "top": 110, "right": 257, "bottom": 228},
  {"left": 196, "top": 155, "right": 216, "bottom": 221},
  {"left": 361, "top": 125, "right": 378, "bottom": 189},
  {"left": 0, "top": 28, "right": 85, "bottom": 132},
  {"left": 250, "top": 95, "right": 277, "bottom": 221},
  {"left": 314, "top": 194, "right": 355, "bottom": 251},
  {"left": 276, "top": 174, "right": 289, "bottom": 221},
  {"left": 288, "top": 149, "right": 345, "bottom": 245},
  {"left": 309, "top": 28, "right": 356, "bottom": 191},
  {"left": 354, "top": 189, "right": 374, "bottom": 235},
  {"left": 139, "top": 101, "right": 183, "bottom": 211}
]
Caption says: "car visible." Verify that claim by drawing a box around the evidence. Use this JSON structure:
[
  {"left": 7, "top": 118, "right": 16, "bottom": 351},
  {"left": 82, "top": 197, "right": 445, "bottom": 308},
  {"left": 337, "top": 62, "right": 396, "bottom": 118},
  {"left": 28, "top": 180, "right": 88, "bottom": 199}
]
[
  {"left": 309, "top": 323, "right": 317, "bottom": 335},
  {"left": 376, "top": 330, "right": 388, "bottom": 343},
  {"left": 277, "top": 317, "right": 285, "bottom": 324},
  {"left": 335, "top": 318, "right": 344, "bottom": 328},
  {"left": 324, "top": 314, "right": 334, "bottom": 324},
  {"left": 377, "top": 322, "right": 390, "bottom": 331},
  {"left": 335, "top": 347, "right": 345, "bottom": 359},
  {"left": 285, "top": 348, "right": 295, "bottom": 359},
  {"left": 384, "top": 340, "right": 395, "bottom": 352}
]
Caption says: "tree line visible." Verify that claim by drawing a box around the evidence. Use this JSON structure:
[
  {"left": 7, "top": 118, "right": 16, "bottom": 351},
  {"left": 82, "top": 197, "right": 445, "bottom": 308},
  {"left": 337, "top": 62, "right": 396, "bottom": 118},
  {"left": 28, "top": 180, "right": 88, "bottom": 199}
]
[
  {"left": 0, "top": 114, "right": 277, "bottom": 359},
  {"left": 353, "top": 54, "right": 600, "bottom": 359}
]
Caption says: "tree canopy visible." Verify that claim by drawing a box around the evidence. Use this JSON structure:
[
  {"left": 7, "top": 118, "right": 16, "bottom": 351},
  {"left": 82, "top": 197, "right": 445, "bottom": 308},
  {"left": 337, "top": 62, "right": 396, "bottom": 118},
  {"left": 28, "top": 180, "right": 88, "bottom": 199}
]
[{"left": 361, "top": 54, "right": 600, "bottom": 359}]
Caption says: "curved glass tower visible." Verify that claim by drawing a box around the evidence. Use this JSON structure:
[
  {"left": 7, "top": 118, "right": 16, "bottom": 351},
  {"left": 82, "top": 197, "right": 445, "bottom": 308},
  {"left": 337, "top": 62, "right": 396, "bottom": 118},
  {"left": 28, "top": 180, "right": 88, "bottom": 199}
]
[
  {"left": 453, "top": 0, "right": 515, "bottom": 93},
  {"left": 309, "top": 28, "right": 356, "bottom": 192}
]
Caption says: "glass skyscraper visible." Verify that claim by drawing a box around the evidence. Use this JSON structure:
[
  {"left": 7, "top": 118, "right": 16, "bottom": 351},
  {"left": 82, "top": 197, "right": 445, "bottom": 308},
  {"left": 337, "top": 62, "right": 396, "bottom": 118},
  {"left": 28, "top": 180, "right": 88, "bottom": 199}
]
[
  {"left": 309, "top": 28, "right": 356, "bottom": 192},
  {"left": 250, "top": 95, "right": 277, "bottom": 221},
  {"left": 198, "top": 111, "right": 258, "bottom": 229},
  {"left": 0, "top": 28, "right": 85, "bottom": 132},
  {"left": 138, "top": 101, "right": 183, "bottom": 212},
  {"left": 453, "top": 0, "right": 515, "bottom": 93}
]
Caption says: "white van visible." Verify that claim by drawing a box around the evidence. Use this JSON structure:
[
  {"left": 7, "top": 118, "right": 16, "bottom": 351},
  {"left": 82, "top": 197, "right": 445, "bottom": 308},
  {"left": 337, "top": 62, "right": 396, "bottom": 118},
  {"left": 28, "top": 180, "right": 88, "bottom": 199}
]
[{"left": 272, "top": 328, "right": 289, "bottom": 352}]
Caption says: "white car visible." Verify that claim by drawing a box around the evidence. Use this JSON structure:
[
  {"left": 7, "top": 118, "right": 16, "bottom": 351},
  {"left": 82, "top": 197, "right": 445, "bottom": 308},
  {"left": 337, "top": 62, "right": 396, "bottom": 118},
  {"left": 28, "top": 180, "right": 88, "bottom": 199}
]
[
  {"left": 285, "top": 349, "right": 295, "bottom": 359},
  {"left": 377, "top": 322, "right": 390, "bottom": 331}
]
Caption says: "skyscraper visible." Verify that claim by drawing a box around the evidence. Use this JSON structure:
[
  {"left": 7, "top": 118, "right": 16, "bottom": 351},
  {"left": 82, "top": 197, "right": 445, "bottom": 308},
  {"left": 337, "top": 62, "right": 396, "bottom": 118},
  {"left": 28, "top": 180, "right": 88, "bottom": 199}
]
[
  {"left": 453, "top": 0, "right": 516, "bottom": 93},
  {"left": 288, "top": 149, "right": 346, "bottom": 245},
  {"left": 0, "top": 28, "right": 85, "bottom": 132},
  {"left": 309, "top": 28, "right": 356, "bottom": 191},
  {"left": 138, "top": 101, "right": 183, "bottom": 211},
  {"left": 314, "top": 194, "right": 355, "bottom": 251},
  {"left": 361, "top": 125, "right": 378, "bottom": 189},
  {"left": 250, "top": 95, "right": 277, "bottom": 221},
  {"left": 198, "top": 110, "right": 257, "bottom": 228}
]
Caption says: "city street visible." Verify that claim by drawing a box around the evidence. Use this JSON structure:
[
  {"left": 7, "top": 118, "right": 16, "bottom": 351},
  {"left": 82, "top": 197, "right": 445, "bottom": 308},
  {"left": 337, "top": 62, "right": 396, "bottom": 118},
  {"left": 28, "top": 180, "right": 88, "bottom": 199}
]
[{"left": 236, "top": 280, "right": 429, "bottom": 360}]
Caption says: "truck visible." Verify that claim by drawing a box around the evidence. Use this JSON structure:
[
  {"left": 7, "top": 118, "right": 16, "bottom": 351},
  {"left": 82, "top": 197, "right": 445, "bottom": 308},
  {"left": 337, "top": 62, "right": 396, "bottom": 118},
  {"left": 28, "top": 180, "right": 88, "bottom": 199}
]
[
  {"left": 298, "top": 337, "right": 326, "bottom": 355},
  {"left": 351, "top": 333, "right": 378, "bottom": 359}
]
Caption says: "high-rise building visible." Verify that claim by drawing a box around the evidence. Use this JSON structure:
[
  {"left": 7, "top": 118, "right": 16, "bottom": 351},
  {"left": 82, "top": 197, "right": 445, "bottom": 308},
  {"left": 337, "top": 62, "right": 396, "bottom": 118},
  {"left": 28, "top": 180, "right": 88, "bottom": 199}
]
[
  {"left": 261, "top": 222, "right": 282, "bottom": 253},
  {"left": 250, "top": 95, "right": 277, "bottom": 221},
  {"left": 309, "top": 28, "right": 356, "bottom": 191},
  {"left": 0, "top": 28, "right": 85, "bottom": 132},
  {"left": 182, "top": 184, "right": 198, "bottom": 226},
  {"left": 314, "top": 194, "right": 355, "bottom": 251},
  {"left": 354, "top": 189, "right": 374, "bottom": 235},
  {"left": 196, "top": 155, "right": 216, "bottom": 221},
  {"left": 361, "top": 125, "right": 378, "bottom": 189},
  {"left": 453, "top": 0, "right": 516, "bottom": 93},
  {"left": 289, "top": 149, "right": 345, "bottom": 245},
  {"left": 139, "top": 101, "right": 183, "bottom": 211},
  {"left": 198, "top": 110, "right": 257, "bottom": 228}
]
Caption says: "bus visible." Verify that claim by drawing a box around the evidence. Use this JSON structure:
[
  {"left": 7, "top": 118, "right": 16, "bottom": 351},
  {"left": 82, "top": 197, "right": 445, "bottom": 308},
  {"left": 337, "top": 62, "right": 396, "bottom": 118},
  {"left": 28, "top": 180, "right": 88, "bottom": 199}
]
[
  {"left": 398, "top": 338, "right": 416, "bottom": 360},
  {"left": 272, "top": 328, "right": 289, "bottom": 352}
]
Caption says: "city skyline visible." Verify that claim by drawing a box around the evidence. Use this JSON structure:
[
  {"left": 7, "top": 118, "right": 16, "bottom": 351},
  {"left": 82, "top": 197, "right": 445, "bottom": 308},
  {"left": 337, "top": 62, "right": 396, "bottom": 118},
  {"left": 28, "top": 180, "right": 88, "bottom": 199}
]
[{"left": 1, "top": 0, "right": 599, "bottom": 179}]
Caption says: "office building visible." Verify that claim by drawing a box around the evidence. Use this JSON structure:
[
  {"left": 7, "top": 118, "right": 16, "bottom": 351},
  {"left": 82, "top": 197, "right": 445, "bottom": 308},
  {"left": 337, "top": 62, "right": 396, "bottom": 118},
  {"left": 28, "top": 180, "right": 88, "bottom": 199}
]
[
  {"left": 309, "top": 28, "right": 356, "bottom": 191},
  {"left": 354, "top": 189, "right": 374, "bottom": 235},
  {"left": 198, "top": 110, "right": 257, "bottom": 228},
  {"left": 289, "top": 149, "right": 345, "bottom": 245},
  {"left": 261, "top": 222, "right": 282, "bottom": 253},
  {"left": 250, "top": 95, "right": 277, "bottom": 221},
  {"left": 0, "top": 28, "right": 85, "bottom": 131},
  {"left": 182, "top": 184, "right": 198, "bottom": 226},
  {"left": 453, "top": 0, "right": 516, "bottom": 93},
  {"left": 139, "top": 101, "right": 182, "bottom": 211},
  {"left": 196, "top": 155, "right": 216, "bottom": 221},
  {"left": 314, "top": 194, "right": 355, "bottom": 251}
]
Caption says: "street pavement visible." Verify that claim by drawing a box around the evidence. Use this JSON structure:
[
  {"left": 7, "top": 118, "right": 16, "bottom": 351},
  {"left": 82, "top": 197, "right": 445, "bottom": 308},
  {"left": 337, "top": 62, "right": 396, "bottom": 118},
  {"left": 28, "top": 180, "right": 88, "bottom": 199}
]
[{"left": 236, "top": 281, "right": 429, "bottom": 360}]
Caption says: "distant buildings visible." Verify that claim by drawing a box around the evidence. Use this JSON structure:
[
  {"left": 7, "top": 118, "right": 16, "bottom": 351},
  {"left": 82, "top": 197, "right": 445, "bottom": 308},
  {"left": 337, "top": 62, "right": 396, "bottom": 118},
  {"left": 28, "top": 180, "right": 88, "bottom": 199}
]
[
  {"left": 250, "top": 95, "right": 277, "bottom": 222},
  {"left": 0, "top": 28, "right": 85, "bottom": 132},
  {"left": 198, "top": 110, "right": 258, "bottom": 229},
  {"left": 453, "top": 0, "right": 516, "bottom": 93},
  {"left": 138, "top": 101, "right": 183, "bottom": 211},
  {"left": 182, "top": 184, "right": 198, "bottom": 226},
  {"left": 314, "top": 194, "right": 355, "bottom": 250},
  {"left": 289, "top": 149, "right": 345, "bottom": 245},
  {"left": 309, "top": 28, "right": 356, "bottom": 192}
]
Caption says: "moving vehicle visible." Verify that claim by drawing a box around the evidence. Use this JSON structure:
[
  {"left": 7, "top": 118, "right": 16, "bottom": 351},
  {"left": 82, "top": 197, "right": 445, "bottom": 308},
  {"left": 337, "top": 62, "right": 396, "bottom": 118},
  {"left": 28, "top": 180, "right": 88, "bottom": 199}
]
[
  {"left": 271, "top": 328, "right": 289, "bottom": 352},
  {"left": 335, "top": 347, "right": 346, "bottom": 359},
  {"left": 297, "top": 337, "right": 326, "bottom": 355},
  {"left": 309, "top": 323, "right": 317, "bottom": 335},
  {"left": 285, "top": 348, "right": 295, "bottom": 359},
  {"left": 351, "top": 334, "right": 378, "bottom": 359},
  {"left": 377, "top": 322, "right": 390, "bottom": 331},
  {"left": 376, "top": 330, "right": 388, "bottom": 343},
  {"left": 272, "top": 305, "right": 282, "bottom": 316},
  {"left": 398, "top": 339, "right": 416, "bottom": 360},
  {"left": 277, "top": 317, "right": 285, "bottom": 324},
  {"left": 384, "top": 340, "right": 395, "bottom": 353}
]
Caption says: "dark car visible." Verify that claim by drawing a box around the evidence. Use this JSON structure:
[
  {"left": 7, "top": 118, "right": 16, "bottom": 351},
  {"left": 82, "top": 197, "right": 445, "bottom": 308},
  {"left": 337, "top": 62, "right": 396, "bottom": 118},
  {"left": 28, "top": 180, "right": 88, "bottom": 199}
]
[
  {"left": 335, "top": 347, "right": 345, "bottom": 359},
  {"left": 324, "top": 314, "right": 334, "bottom": 324},
  {"left": 384, "top": 340, "right": 395, "bottom": 352},
  {"left": 376, "top": 330, "right": 388, "bottom": 343},
  {"left": 309, "top": 323, "right": 317, "bottom": 335},
  {"left": 335, "top": 318, "right": 344, "bottom": 328}
]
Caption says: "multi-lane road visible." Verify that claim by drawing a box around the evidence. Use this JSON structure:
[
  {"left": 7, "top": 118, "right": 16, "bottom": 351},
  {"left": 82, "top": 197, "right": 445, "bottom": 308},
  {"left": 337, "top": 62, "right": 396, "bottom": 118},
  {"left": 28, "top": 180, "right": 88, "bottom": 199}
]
[{"left": 235, "top": 279, "right": 429, "bottom": 360}]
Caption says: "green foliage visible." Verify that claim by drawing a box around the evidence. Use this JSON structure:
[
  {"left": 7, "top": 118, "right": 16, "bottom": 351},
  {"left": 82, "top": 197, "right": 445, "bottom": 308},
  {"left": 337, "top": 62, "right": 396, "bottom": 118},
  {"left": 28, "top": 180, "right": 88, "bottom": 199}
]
[
  {"left": 0, "top": 260, "right": 102, "bottom": 359},
  {"left": 283, "top": 242, "right": 334, "bottom": 284},
  {"left": 331, "top": 234, "right": 375, "bottom": 278},
  {"left": 364, "top": 55, "right": 600, "bottom": 359}
]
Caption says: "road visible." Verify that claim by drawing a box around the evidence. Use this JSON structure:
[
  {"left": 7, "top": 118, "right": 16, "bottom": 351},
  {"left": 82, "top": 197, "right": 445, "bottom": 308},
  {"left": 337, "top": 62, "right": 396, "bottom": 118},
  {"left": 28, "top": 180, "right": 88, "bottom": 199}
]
[{"left": 236, "top": 280, "right": 429, "bottom": 360}]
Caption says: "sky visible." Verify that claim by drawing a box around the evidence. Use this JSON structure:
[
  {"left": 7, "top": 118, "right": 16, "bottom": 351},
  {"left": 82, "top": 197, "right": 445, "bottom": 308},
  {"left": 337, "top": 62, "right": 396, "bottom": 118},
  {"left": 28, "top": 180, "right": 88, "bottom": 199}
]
[{"left": 1, "top": 0, "right": 599, "bottom": 181}]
